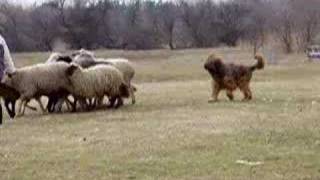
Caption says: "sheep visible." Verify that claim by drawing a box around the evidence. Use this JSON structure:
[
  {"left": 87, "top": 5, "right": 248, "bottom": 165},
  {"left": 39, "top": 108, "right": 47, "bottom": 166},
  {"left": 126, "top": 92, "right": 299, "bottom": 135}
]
[
  {"left": 48, "top": 49, "right": 137, "bottom": 108},
  {"left": 71, "top": 49, "right": 137, "bottom": 104},
  {"left": 66, "top": 63, "right": 129, "bottom": 110},
  {"left": 1, "top": 62, "right": 72, "bottom": 116},
  {"left": 43, "top": 51, "right": 99, "bottom": 112},
  {"left": 96, "top": 58, "right": 136, "bottom": 104},
  {"left": 71, "top": 49, "right": 99, "bottom": 68},
  {"left": 45, "top": 53, "right": 74, "bottom": 113}
]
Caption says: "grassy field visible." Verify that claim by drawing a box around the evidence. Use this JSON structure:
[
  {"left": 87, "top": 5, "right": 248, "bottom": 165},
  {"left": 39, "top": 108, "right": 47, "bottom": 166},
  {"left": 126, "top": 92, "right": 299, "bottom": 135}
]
[{"left": 1, "top": 48, "right": 320, "bottom": 180}]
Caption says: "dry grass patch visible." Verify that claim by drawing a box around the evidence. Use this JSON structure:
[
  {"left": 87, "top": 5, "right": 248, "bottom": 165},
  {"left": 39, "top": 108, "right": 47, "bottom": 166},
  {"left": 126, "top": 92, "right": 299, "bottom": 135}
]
[{"left": 1, "top": 48, "right": 320, "bottom": 180}]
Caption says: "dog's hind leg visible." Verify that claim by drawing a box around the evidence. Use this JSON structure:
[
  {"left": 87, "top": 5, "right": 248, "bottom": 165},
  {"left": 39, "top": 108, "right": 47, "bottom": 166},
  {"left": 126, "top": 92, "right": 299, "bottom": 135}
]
[
  {"left": 246, "top": 88, "right": 252, "bottom": 100},
  {"left": 226, "top": 90, "right": 234, "bottom": 101},
  {"left": 240, "top": 84, "right": 252, "bottom": 101}
]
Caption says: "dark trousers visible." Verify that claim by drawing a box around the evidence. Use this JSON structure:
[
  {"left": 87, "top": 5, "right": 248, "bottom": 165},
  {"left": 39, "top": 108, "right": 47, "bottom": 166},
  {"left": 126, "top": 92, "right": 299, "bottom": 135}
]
[{"left": 0, "top": 44, "right": 4, "bottom": 124}]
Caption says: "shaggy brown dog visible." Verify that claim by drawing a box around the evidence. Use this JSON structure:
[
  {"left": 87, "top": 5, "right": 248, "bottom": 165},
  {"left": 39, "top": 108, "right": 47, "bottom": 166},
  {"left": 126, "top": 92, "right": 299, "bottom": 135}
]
[{"left": 204, "top": 54, "right": 265, "bottom": 102}]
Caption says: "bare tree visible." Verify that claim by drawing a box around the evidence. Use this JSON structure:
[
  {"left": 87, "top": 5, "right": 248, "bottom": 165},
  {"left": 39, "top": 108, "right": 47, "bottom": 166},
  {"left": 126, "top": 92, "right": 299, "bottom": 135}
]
[
  {"left": 243, "top": 0, "right": 270, "bottom": 55},
  {"left": 158, "top": 2, "right": 178, "bottom": 49},
  {"left": 179, "top": 0, "right": 220, "bottom": 47},
  {"left": 0, "top": 2, "right": 28, "bottom": 51},
  {"left": 0, "top": 0, "right": 317, "bottom": 53},
  {"left": 291, "top": 0, "right": 320, "bottom": 51},
  {"left": 217, "top": 1, "right": 249, "bottom": 47},
  {"left": 29, "top": 3, "right": 61, "bottom": 51},
  {"left": 272, "top": 0, "right": 295, "bottom": 54}
]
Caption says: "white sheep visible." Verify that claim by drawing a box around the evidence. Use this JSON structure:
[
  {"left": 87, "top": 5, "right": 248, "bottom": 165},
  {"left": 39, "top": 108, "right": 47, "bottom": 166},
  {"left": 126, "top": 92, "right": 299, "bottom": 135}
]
[
  {"left": 45, "top": 52, "right": 74, "bottom": 112},
  {"left": 72, "top": 49, "right": 137, "bottom": 104},
  {"left": 66, "top": 63, "right": 129, "bottom": 110},
  {"left": 48, "top": 49, "right": 137, "bottom": 107},
  {"left": 96, "top": 58, "right": 136, "bottom": 104},
  {"left": 71, "top": 49, "right": 98, "bottom": 68},
  {"left": 1, "top": 62, "right": 72, "bottom": 116}
]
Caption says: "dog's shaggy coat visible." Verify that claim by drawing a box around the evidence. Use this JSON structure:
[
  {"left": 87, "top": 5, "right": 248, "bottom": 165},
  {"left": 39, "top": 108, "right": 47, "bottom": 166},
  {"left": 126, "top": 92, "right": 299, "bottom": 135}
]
[{"left": 204, "top": 54, "right": 265, "bottom": 102}]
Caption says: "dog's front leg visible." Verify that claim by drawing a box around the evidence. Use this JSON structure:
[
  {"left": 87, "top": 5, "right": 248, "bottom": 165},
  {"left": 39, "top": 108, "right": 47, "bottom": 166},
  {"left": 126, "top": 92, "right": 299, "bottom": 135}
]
[{"left": 208, "top": 81, "right": 220, "bottom": 103}]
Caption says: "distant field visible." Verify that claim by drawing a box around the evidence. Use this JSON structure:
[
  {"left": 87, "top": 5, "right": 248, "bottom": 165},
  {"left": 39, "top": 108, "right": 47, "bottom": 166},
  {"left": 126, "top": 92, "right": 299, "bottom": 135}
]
[{"left": 1, "top": 48, "right": 320, "bottom": 180}]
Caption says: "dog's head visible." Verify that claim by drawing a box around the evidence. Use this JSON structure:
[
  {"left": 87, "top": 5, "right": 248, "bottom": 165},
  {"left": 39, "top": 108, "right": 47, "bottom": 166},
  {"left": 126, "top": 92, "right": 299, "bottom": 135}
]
[{"left": 204, "top": 54, "right": 225, "bottom": 77}]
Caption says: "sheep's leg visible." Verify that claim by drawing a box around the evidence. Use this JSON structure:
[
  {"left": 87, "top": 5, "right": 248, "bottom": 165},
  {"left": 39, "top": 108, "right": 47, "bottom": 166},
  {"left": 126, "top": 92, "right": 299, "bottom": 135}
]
[
  {"left": 71, "top": 98, "right": 78, "bottom": 112},
  {"left": 54, "top": 98, "right": 65, "bottom": 112},
  {"left": 129, "top": 86, "right": 136, "bottom": 104},
  {"left": 115, "top": 97, "right": 124, "bottom": 109},
  {"left": 0, "top": 101, "right": 3, "bottom": 125},
  {"left": 21, "top": 100, "right": 29, "bottom": 116},
  {"left": 5, "top": 99, "right": 16, "bottom": 119},
  {"left": 78, "top": 98, "right": 88, "bottom": 111},
  {"left": 65, "top": 98, "right": 73, "bottom": 112},
  {"left": 108, "top": 97, "right": 116, "bottom": 108},
  {"left": 17, "top": 99, "right": 25, "bottom": 117},
  {"left": 25, "top": 104, "right": 37, "bottom": 111},
  {"left": 47, "top": 96, "right": 56, "bottom": 113},
  {"left": 17, "top": 99, "right": 28, "bottom": 117},
  {"left": 95, "top": 97, "right": 103, "bottom": 108},
  {"left": 47, "top": 96, "right": 53, "bottom": 113},
  {"left": 11, "top": 100, "right": 16, "bottom": 118},
  {"left": 35, "top": 97, "right": 46, "bottom": 113},
  {"left": 87, "top": 98, "right": 94, "bottom": 109}
]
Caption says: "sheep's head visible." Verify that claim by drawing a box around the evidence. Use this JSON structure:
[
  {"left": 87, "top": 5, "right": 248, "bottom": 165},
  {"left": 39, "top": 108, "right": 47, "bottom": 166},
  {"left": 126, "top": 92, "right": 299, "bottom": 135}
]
[
  {"left": 57, "top": 56, "right": 73, "bottom": 63},
  {"left": 119, "top": 83, "right": 130, "bottom": 98},
  {"left": 65, "top": 64, "right": 81, "bottom": 76},
  {"left": 71, "top": 49, "right": 94, "bottom": 59},
  {"left": 47, "top": 52, "right": 62, "bottom": 63},
  {"left": 2, "top": 71, "right": 17, "bottom": 88},
  {"left": 47, "top": 53, "right": 73, "bottom": 64}
]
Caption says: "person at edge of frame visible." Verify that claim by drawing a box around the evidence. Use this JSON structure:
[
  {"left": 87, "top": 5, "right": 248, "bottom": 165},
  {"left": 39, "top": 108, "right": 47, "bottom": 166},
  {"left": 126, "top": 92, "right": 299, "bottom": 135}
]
[{"left": 0, "top": 29, "right": 17, "bottom": 125}]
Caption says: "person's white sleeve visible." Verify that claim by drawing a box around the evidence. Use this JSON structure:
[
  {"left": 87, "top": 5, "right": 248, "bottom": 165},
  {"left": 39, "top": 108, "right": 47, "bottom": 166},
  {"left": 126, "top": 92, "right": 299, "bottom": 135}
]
[{"left": 3, "top": 42, "right": 15, "bottom": 73}]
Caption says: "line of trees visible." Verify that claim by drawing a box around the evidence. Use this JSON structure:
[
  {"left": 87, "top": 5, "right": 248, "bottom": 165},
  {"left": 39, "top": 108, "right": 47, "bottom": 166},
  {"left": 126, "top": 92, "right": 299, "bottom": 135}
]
[{"left": 0, "top": 0, "right": 320, "bottom": 53}]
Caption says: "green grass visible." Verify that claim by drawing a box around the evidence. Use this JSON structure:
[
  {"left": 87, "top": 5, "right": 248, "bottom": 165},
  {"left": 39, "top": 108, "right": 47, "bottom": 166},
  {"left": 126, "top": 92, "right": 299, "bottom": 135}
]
[{"left": 1, "top": 48, "right": 320, "bottom": 179}]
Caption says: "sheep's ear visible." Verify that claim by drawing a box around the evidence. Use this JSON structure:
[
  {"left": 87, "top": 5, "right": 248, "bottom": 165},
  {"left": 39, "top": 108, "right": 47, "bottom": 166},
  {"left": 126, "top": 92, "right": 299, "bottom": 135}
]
[{"left": 66, "top": 64, "right": 78, "bottom": 76}]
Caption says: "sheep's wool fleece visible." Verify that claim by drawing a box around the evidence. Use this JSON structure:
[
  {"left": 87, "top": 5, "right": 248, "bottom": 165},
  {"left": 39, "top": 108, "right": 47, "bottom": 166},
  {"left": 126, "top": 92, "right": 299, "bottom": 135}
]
[
  {"left": 69, "top": 64, "right": 125, "bottom": 98},
  {"left": 73, "top": 53, "right": 96, "bottom": 68},
  {"left": 96, "top": 58, "right": 134, "bottom": 84},
  {"left": 2, "top": 62, "right": 71, "bottom": 98}
]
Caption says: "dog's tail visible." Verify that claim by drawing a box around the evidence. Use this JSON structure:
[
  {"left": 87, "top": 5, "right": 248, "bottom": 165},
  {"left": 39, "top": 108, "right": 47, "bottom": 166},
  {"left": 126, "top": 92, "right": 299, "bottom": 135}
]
[{"left": 250, "top": 54, "right": 265, "bottom": 72}]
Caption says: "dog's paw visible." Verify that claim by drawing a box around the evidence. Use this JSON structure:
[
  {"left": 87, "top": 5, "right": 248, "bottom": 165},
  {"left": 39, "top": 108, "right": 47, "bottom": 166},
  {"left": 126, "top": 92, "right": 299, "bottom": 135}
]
[
  {"left": 208, "top": 99, "right": 218, "bottom": 103},
  {"left": 241, "top": 98, "right": 251, "bottom": 102}
]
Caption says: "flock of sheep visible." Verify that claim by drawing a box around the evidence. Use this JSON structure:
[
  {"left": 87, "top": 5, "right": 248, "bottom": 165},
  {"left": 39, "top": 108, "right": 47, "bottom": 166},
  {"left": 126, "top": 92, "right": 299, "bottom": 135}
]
[{"left": 1, "top": 49, "right": 136, "bottom": 118}]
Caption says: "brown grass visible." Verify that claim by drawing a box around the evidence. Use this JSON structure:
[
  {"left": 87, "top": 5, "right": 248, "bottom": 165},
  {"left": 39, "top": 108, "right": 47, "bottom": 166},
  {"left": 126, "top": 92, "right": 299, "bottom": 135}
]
[{"left": 1, "top": 48, "right": 320, "bottom": 180}]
